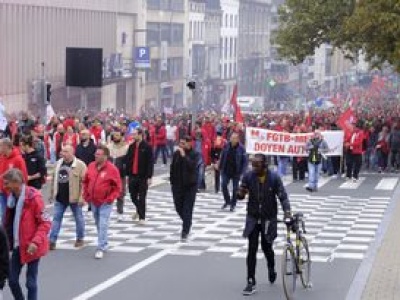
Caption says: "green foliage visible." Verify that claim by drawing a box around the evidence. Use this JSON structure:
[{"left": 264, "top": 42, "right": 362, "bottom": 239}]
[{"left": 275, "top": 0, "right": 400, "bottom": 71}]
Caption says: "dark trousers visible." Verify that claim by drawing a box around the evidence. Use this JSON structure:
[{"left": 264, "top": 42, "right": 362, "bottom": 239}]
[
  {"left": 9, "top": 248, "right": 40, "bottom": 300},
  {"left": 247, "top": 224, "right": 275, "bottom": 281},
  {"left": 129, "top": 176, "right": 148, "bottom": 220},
  {"left": 116, "top": 176, "right": 126, "bottom": 214},
  {"left": 346, "top": 153, "right": 362, "bottom": 179},
  {"left": 172, "top": 186, "right": 197, "bottom": 235},
  {"left": 221, "top": 173, "right": 239, "bottom": 208},
  {"left": 292, "top": 158, "right": 306, "bottom": 180},
  {"left": 214, "top": 169, "right": 221, "bottom": 192},
  {"left": 331, "top": 156, "right": 341, "bottom": 175},
  {"left": 154, "top": 145, "right": 167, "bottom": 165}
]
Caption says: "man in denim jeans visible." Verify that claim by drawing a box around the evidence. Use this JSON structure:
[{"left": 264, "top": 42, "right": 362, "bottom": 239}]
[
  {"left": 49, "top": 145, "right": 87, "bottom": 250},
  {"left": 3, "top": 169, "right": 51, "bottom": 300},
  {"left": 83, "top": 145, "right": 121, "bottom": 259},
  {"left": 305, "top": 130, "right": 329, "bottom": 192}
]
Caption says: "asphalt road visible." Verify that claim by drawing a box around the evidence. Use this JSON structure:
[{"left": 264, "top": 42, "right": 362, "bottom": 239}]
[{"left": 3, "top": 166, "right": 399, "bottom": 300}]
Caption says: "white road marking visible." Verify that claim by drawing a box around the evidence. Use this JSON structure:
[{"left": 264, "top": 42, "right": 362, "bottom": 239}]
[
  {"left": 339, "top": 177, "right": 366, "bottom": 189},
  {"left": 374, "top": 177, "right": 399, "bottom": 190}
]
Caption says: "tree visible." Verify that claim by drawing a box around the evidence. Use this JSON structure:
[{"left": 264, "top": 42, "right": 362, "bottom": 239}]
[{"left": 274, "top": 0, "right": 400, "bottom": 72}]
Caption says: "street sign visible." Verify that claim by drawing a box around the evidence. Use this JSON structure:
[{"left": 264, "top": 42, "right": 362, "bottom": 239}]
[{"left": 134, "top": 47, "right": 151, "bottom": 69}]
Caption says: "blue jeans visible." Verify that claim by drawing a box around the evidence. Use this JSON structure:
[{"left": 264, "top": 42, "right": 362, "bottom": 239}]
[
  {"left": 277, "top": 157, "right": 289, "bottom": 177},
  {"left": 91, "top": 203, "right": 113, "bottom": 251},
  {"left": 154, "top": 145, "right": 167, "bottom": 165},
  {"left": 221, "top": 173, "right": 239, "bottom": 208},
  {"left": 307, "top": 162, "right": 322, "bottom": 190},
  {"left": 9, "top": 248, "right": 40, "bottom": 300},
  {"left": 197, "top": 162, "right": 206, "bottom": 190},
  {"left": 0, "top": 193, "right": 6, "bottom": 223},
  {"left": 49, "top": 201, "right": 85, "bottom": 243}
]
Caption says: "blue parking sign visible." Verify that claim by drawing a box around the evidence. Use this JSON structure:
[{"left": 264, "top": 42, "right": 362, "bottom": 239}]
[{"left": 134, "top": 47, "right": 151, "bottom": 69}]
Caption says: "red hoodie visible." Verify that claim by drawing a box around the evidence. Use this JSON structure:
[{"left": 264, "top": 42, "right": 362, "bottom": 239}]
[
  {"left": 0, "top": 148, "right": 28, "bottom": 193},
  {"left": 4, "top": 186, "right": 51, "bottom": 264},
  {"left": 345, "top": 129, "right": 364, "bottom": 155},
  {"left": 154, "top": 124, "right": 167, "bottom": 146},
  {"left": 83, "top": 161, "right": 122, "bottom": 207}
]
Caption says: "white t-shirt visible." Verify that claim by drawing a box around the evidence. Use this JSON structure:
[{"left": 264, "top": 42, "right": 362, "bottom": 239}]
[{"left": 166, "top": 125, "right": 177, "bottom": 140}]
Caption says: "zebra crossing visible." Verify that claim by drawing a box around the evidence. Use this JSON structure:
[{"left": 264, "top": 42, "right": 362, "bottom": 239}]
[{"left": 52, "top": 173, "right": 398, "bottom": 263}]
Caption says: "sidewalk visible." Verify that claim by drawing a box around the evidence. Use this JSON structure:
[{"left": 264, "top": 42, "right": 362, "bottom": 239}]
[{"left": 360, "top": 183, "right": 400, "bottom": 299}]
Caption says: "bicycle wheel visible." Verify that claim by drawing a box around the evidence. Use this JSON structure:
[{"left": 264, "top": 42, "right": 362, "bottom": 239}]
[
  {"left": 299, "top": 237, "right": 311, "bottom": 288},
  {"left": 282, "top": 245, "right": 297, "bottom": 300}
]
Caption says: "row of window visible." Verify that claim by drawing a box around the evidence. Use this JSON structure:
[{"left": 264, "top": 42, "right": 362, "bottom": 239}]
[
  {"left": 146, "top": 58, "right": 183, "bottom": 82},
  {"left": 220, "top": 37, "right": 237, "bottom": 61},
  {"left": 220, "top": 62, "right": 237, "bottom": 80},
  {"left": 223, "top": 13, "right": 238, "bottom": 28},
  {"left": 189, "top": 20, "right": 205, "bottom": 41},
  {"left": 147, "top": 22, "right": 184, "bottom": 46},
  {"left": 147, "top": 0, "right": 185, "bottom": 12}
]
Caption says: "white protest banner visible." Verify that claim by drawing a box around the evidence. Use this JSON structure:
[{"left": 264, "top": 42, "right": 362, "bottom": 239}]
[{"left": 245, "top": 127, "right": 344, "bottom": 157}]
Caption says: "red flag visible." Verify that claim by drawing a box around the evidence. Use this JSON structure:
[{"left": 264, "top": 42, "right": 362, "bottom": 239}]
[
  {"left": 337, "top": 108, "right": 357, "bottom": 133},
  {"left": 230, "top": 85, "right": 243, "bottom": 123}
]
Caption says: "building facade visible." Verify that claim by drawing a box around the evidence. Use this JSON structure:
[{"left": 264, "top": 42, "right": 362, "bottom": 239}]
[
  {"left": 145, "top": 0, "right": 188, "bottom": 111},
  {"left": 238, "top": 0, "right": 272, "bottom": 98},
  {"left": 0, "top": 0, "right": 146, "bottom": 114},
  {"left": 220, "top": 0, "right": 239, "bottom": 103},
  {"left": 204, "top": 0, "right": 223, "bottom": 108}
]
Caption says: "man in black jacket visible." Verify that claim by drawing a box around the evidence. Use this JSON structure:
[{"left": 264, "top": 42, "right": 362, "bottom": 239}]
[
  {"left": 237, "top": 154, "right": 291, "bottom": 296},
  {"left": 21, "top": 135, "right": 47, "bottom": 190},
  {"left": 0, "top": 225, "right": 9, "bottom": 298},
  {"left": 170, "top": 136, "right": 200, "bottom": 241},
  {"left": 125, "top": 128, "right": 154, "bottom": 224},
  {"left": 75, "top": 129, "right": 96, "bottom": 167}
]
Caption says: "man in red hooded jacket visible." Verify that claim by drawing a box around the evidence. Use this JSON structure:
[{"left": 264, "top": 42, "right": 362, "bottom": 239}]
[
  {"left": 3, "top": 168, "right": 51, "bottom": 300},
  {"left": 0, "top": 138, "right": 28, "bottom": 222},
  {"left": 83, "top": 145, "right": 121, "bottom": 259},
  {"left": 154, "top": 118, "right": 168, "bottom": 166},
  {"left": 344, "top": 121, "right": 364, "bottom": 181}
]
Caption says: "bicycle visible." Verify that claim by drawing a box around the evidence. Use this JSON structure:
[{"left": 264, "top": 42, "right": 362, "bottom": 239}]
[{"left": 279, "top": 212, "right": 312, "bottom": 300}]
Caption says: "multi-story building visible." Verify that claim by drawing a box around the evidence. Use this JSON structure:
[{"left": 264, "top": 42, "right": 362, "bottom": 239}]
[
  {"left": 220, "top": 0, "right": 239, "bottom": 102},
  {"left": 238, "top": 0, "right": 272, "bottom": 98},
  {"left": 145, "top": 0, "right": 187, "bottom": 111},
  {"left": 188, "top": 0, "right": 206, "bottom": 106},
  {"left": 0, "top": 0, "right": 145, "bottom": 113},
  {"left": 204, "top": 0, "right": 223, "bottom": 107}
]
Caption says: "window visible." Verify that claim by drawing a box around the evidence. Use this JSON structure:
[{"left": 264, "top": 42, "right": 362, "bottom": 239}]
[
  {"left": 147, "top": 0, "right": 160, "bottom": 10},
  {"left": 147, "top": 0, "right": 184, "bottom": 11},
  {"left": 171, "top": 24, "right": 184, "bottom": 46},
  {"left": 160, "top": 23, "right": 170, "bottom": 42},
  {"left": 230, "top": 15, "right": 233, "bottom": 28},
  {"left": 189, "top": 21, "right": 192, "bottom": 40},
  {"left": 170, "top": 0, "right": 184, "bottom": 11},
  {"left": 225, "top": 14, "right": 228, "bottom": 27},
  {"left": 230, "top": 38, "right": 233, "bottom": 58},
  {"left": 224, "top": 37, "right": 228, "bottom": 59},
  {"left": 146, "top": 59, "right": 160, "bottom": 82},
  {"left": 147, "top": 22, "right": 160, "bottom": 46}
]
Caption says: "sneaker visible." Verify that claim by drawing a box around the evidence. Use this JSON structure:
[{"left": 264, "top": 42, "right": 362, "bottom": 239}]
[
  {"left": 230, "top": 206, "right": 235, "bottom": 212},
  {"left": 352, "top": 178, "right": 359, "bottom": 183},
  {"left": 117, "top": 214, "right": 124, "bottom": 222},
  {"left": 74, "top": 239, "right": 85, "bottom": 248},
  {"left": 95, "top": 250, "right": 104, "bottom": 259},
  {"left": 49, "top": 242, "right": 56, "bottom": 251},
  {"left": 268, "top": 268, "right": 277, "bottom": 284},
  {"left": 132, "top": 212, "right": 139, "bottom": 221},
  {"left": 305, "top": 186, "right": 313, "bottom": 192},
  {"left": 221, "top": 203, "right": 229, "bottom": 210},
  {"left": 138, "top": 219, "right": 146, "bottom": 225},
  {"left": 242, "top": 279, "right": 256, "bottom": 296}
]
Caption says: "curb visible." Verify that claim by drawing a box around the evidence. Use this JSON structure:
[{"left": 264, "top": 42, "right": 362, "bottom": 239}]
[{"left": 345, "top": 178, "right": 400, "bottom": 300}]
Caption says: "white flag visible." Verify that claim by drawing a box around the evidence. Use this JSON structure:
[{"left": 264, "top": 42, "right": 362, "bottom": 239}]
[{"left": 46, "top": 104, "right": 56, "bottom": 124}]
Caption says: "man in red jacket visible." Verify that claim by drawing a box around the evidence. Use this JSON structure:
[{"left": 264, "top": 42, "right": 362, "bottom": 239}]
[
  {"left": 3, "top": 168, "right": 51, "bottom": 300},
  {"left": 0, "top": 138, "right": 28, "bottom": 222},
  {"left": 83, "top": 145, "right": 122, "bottom": 259},
  {"left": 154, "top": 118, "right": 168, "bottom": 167},
  {"left": 344, "top": 121, "right": 364, "bottom": 182}
]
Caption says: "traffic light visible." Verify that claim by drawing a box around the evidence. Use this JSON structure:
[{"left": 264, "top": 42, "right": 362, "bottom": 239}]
[{"left": 45, "top": 82, "right": 51, "bottom": 104}]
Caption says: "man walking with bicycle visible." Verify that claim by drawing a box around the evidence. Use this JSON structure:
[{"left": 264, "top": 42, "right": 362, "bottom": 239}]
[{"left": 237, "top": 153, "right": 291, "bottom": 296}]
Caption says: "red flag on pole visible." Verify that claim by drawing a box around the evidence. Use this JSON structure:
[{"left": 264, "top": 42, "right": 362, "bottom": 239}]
[
  {"left": 337, "top": 108, "right": 357, "bottom": 133},
  {"left": 230, "top": 85, "right": 243, "bottom": 123}
]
